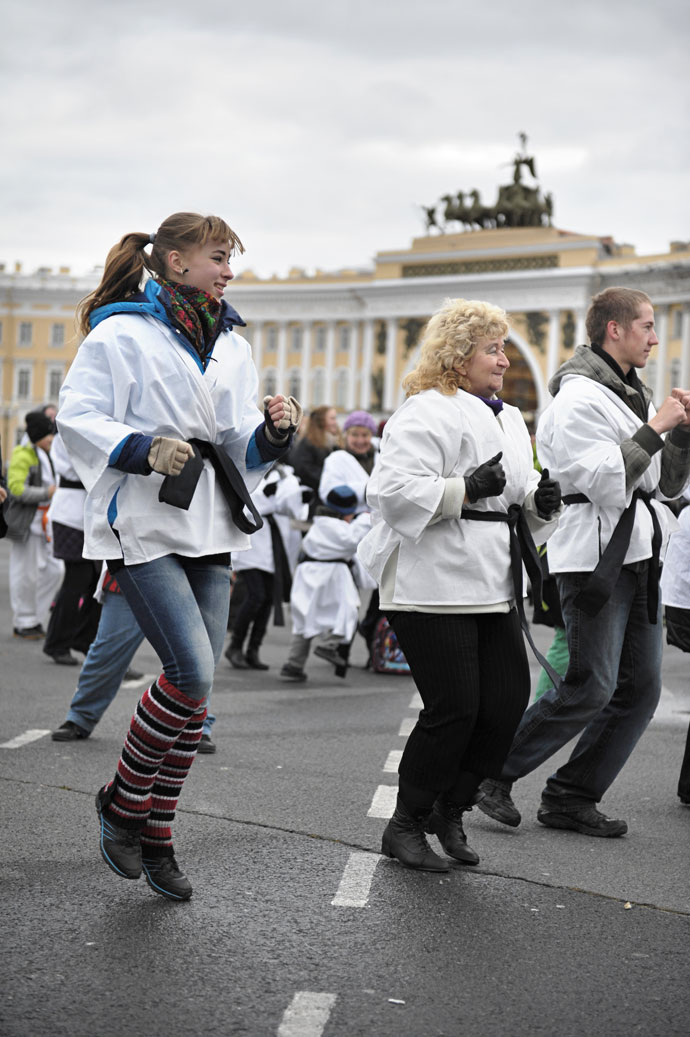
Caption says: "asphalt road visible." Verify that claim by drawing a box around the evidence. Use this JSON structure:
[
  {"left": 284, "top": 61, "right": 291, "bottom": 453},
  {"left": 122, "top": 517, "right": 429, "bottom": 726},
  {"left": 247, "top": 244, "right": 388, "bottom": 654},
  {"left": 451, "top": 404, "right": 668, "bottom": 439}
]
[{"left": 1, "top": 539, "right": 688, "bottom": 1037}]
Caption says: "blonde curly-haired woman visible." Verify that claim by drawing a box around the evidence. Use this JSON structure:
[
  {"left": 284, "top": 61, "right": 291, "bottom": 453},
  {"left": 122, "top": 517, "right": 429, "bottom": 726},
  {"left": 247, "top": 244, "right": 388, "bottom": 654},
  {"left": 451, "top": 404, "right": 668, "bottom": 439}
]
[{"left": 358, "top": 298, "right": 561, "bottom": 871}]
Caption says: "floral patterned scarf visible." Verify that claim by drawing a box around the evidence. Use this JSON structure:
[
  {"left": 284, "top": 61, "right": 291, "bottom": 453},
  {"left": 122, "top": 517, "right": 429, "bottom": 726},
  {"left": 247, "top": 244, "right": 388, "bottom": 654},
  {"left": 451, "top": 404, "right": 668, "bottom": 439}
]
[{"left": 157, "top": 278, "right": 222, "bottom": 362}]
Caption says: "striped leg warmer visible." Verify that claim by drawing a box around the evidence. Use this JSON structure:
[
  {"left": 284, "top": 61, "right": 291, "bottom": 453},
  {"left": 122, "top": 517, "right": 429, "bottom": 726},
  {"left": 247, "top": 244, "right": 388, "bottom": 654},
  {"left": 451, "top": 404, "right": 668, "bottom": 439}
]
[
  {"left": 140, "top": 701, "right": 207, "bottom": 857},
  {"left": 104, "top": 676, "right": 202, "bottom": 829}
]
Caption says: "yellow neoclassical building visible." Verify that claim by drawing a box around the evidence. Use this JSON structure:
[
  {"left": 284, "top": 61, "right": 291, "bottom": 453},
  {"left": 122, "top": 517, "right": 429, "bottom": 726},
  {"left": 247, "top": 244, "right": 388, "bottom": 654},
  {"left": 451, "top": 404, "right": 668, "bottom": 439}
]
[{"left": 2, "top": 224, "right": 690, "bottom": 450}]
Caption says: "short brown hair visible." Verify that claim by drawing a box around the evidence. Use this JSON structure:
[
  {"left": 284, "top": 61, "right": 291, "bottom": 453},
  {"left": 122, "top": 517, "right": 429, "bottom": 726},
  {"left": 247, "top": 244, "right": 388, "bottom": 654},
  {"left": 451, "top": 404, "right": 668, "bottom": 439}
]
[{"left": 586, "top": 287, "right": 652, "bottom": 347}]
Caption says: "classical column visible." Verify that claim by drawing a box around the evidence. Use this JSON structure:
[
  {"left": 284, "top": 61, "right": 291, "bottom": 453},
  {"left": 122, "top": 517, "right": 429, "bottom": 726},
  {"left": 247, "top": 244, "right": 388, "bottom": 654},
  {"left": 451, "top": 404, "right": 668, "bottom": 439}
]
[
  {"left": 250, "top": 321, "right": 264, "bottom": 374},
  {"left": 301, "top": 322, "right": 313, "bottom": 410},
  {"left": 383, "top": 318, "right": 398, "bottom": 413},
  {"left": 654, "top": 305, "right": 669, "bottom": 403},
  {"left": 575, "top": 310, "right": 587, "bottom": 348},
  {"left": 325, "top": 321, "right": 336, "bottom": 403},
  {"left": 360, "top": 319, "right": 375, "bottom": 409},
  {"left": 680, "top": 306, "right": 690, "bottom": 389},
  {"left": 546, "top": 310, "right": 561, "bottom": 383},
  {"left": 347, "top": 323, "right": 358, "bottom": 410},
  {"left": 276, "top": 322, "right": 288, "bottom": 391}
]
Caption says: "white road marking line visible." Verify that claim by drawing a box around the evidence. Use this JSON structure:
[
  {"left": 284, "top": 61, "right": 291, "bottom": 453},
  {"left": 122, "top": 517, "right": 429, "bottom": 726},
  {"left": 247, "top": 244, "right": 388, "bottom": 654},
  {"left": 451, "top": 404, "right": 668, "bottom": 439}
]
[
  {"left": 383, "top": 749, "right": 402, "bottom": 773},
  {"left": 332, "top": 851, "right": 380, "bottom": 907},
  {"left": 367, "top": 784, "right": 396, "bottom": 818},
  {"left": 409, "top": 691, "right": 422, "bottom": 709},
  {"left": 277, "top": 992, "right": 337, "bottom": 1037},
  {"left": 398, "top": 716, "right": 415, "bottom": 736},
  {"left": 652, "top": 685, "right": 688, "bottom": 726},
  {"left": 0, "top": 729, "right": 51, "bottom": 749}
]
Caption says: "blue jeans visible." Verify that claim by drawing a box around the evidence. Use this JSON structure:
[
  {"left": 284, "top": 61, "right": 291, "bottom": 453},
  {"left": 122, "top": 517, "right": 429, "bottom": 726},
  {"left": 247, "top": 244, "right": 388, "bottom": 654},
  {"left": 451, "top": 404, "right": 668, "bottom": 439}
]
[
  {"left": 65, "top": 589, "right": 217, "bottom": 737},
  {"left": 113, "top": 553, "right": 230, "bottom": 706},
  {"left": 500, "top": 566, "right": 662, "bottom": 804}
]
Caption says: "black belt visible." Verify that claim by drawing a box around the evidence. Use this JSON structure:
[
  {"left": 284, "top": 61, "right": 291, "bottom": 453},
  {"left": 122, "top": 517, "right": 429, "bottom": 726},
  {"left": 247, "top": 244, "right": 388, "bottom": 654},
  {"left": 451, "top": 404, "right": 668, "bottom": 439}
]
[
  {"left": 461, "top": 504, "right": 562, "bottom": 690},
  {"left": 563, "top": 489, "right": 661, "bottom": 623},
  {"left": 157, "top": 439, "right": 264, "bottom": 535},
  {"left": 299, "top": 553, "right": 353, "bottom": 567},
  {"left": 59, "top": 477, "right": 84, "bottom": 490},
  {"left": 267, "top": 515, "right": 292, "bottom": 626}
]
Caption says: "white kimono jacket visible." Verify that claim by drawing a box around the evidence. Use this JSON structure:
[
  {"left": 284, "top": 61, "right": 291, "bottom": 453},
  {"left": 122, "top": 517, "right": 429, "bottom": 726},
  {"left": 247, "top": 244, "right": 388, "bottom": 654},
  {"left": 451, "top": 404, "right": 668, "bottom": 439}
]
[
  {"left": 358, "top": 389, "right": 553, "bottom": 607},
  {"left": 233, "top": 465, "right": 307, "bottom": 575},
  {"left": 291, "top": 512, "right": 371, "bottom": 639},
  {"left": 661, "top": 505, "right": 690, "bottom": 609},
  {"left": 47, "top": 433, "right": 86, "bottom": 532},
  {"left": 57, "top": 313, "right": 269, "bottom": 564},
  {"left": 319, "top": 448, "right": 377, "bottom": 514},
  {"left": 537, "top": 376, "right": 677, "bottom": 573}
]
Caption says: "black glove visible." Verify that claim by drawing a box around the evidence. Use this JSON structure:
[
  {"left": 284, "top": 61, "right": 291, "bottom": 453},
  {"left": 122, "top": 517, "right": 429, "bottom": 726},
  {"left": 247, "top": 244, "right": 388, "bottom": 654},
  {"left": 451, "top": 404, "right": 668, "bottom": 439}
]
[
  {"left": 465, "top": 452, "right": 506, "bottom": 503},
  {"left": 301, "top": 487, "right": 314, "bottom": 504},
  {"left": 263, "top": 481, "right": 278, "bottom": 497},
  {"left": 534, "top": 468, "right": 561, "bottom": 518}
]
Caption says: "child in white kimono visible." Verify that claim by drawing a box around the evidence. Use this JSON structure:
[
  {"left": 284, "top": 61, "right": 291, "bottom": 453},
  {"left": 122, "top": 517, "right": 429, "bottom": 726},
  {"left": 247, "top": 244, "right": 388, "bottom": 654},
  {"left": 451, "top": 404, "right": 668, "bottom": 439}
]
[{"left": 280, "top": 485, "right": 371, "bottom": 681}]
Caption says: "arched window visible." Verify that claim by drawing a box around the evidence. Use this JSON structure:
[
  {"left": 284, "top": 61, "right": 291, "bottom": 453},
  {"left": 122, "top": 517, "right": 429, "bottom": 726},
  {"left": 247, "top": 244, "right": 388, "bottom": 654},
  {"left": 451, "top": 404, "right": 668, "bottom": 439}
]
[
  {"left": 288, "top": 368, "right": 301, "bottom": 399},
  {"left": 263, "top": 368, "right": 277, "bottom": 398},
  {"left": 266, "top": 326, "right": 278, "bottom": 352},
  {"left": 334, "top": 368, "right": 349, "bottom": 409},
  {"left": 339, "top": 325, "right": 351, "bottom": 352},
  {"left": 312, "top": 367, "right": 326, "bottom": 406}
]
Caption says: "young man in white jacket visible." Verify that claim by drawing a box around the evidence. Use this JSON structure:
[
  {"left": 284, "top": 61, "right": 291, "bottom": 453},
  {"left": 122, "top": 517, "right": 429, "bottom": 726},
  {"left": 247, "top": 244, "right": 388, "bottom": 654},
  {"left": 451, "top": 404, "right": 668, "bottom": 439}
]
[{"left": 478, "top": 286, "right": 690, "bottom": 837}]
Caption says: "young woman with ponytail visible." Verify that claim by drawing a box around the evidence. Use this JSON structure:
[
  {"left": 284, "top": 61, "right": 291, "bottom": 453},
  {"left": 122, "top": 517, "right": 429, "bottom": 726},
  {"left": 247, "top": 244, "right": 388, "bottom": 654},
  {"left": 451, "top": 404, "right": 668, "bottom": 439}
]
[{"left": 58, "top": 212, "right": 302, "bottom": 900}]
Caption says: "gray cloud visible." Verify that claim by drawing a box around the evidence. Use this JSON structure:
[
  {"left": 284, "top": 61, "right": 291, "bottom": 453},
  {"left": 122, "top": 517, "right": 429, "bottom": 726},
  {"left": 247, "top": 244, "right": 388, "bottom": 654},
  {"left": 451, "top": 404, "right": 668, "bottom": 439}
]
[{"left": 2, "top": 0, "right": 688, "bottom": 277}]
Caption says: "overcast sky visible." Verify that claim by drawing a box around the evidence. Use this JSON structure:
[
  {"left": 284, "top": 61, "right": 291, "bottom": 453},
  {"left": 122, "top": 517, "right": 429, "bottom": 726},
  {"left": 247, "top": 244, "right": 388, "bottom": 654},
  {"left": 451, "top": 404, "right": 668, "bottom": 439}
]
[{"left": 2, "top": 0, "right": 689, "bottom": 279}]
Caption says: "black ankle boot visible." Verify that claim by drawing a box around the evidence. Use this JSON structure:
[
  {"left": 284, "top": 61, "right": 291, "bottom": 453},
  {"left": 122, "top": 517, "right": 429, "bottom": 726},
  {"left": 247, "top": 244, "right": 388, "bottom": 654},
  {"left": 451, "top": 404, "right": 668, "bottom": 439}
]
[
  {"left": 245, "top": 647, "right": 269, "bottom": 670},
  {"left": 427, "top": 799, "right": 480, "bottom": 866},
  {"left": 381, "top": 797, "right": 449, "bottom": 872},
  {"left": 225, "top": 642, "right": 249, "bottom": 669}
]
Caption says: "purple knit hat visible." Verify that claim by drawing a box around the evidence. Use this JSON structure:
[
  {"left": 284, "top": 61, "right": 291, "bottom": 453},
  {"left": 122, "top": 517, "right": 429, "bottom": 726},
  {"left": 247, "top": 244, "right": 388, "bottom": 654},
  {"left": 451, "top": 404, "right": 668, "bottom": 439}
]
[{"left": 343, "top": 410, "right": 377, "bottom": 434}]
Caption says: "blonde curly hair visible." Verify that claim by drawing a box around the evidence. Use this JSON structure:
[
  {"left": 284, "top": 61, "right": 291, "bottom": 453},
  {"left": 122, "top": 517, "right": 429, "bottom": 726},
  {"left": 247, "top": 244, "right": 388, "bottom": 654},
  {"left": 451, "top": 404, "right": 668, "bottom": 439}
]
[{"left": 402, "top": 298, "right": 509, "bottom": 397}]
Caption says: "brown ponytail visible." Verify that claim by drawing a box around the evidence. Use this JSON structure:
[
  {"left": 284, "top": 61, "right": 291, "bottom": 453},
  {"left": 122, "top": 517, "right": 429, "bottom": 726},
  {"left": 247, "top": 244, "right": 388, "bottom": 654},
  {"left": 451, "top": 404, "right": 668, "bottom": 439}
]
[{"left": 77, "top": 212, "right": 244, "bottom": 337}]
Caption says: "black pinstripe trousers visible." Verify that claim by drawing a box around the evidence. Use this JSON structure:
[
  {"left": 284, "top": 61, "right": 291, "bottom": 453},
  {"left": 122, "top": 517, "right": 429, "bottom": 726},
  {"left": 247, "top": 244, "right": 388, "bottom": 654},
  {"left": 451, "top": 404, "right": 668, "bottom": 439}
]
[{"left": 388, "top": 609, "right": 530, "bottom": 794}]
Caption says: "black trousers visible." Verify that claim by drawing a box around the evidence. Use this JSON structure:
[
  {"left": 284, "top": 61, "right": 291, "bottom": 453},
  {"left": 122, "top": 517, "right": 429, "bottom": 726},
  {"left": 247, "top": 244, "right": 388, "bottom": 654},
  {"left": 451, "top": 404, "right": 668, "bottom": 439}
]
[
  {"left": 389, "top": 609, "right": 530, "bottom": 793},
  {"left": 43, "top": 559, "right": 102, "bottom": 656},
  {"left": 231, "top": 568, "right": 274, "bottom": 650}
]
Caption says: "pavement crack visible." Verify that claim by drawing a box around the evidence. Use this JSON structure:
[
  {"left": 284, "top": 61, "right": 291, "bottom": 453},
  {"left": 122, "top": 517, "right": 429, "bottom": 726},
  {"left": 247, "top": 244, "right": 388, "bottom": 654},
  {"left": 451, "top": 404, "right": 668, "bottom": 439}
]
[{"left": 6, "top": 776, "right": 689, "bottom": 918}]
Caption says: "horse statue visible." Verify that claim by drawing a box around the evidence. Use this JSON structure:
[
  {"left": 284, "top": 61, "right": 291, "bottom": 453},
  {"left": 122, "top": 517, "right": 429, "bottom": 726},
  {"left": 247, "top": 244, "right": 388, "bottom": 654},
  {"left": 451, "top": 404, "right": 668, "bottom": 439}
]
[
  {"left": 441, "top": 192, "right": 472, "bottom": 229},
  {"left": 467, "top": 189, "right": 497, "bottom": 229}
]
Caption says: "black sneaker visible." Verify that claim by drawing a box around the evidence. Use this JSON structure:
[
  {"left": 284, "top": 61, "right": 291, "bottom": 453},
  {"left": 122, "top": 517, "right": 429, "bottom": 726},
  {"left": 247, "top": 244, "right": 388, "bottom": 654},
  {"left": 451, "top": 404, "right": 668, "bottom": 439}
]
[
  {"left": 476, "top": 778, "right": 521, "bottom": 827},
  {"left": 314, "top": 644, "right": 341, "bottom": 667},
  {"left": 142, "top": 855, "right": 193, "bottom": 900},
  {"left": 197, "top": 733, "right": 216, "bottom": 754},
  {"left": 536, "top": 801, "right": 628, "bottom": 838},
  {"left": 52, "top": 720, "right": 89, "bottom": 741},
  {"left": 13, "top": 625, "right": 45, "bottom": 640},
  {"left": 46, "top": 650, "right": 79, "bottom": 666},
  {"left": 95, "top": 786, "right": 142, "bottom": 879},
  {"left": 279, "top": 664, "right": 307, "bottom": 682}
]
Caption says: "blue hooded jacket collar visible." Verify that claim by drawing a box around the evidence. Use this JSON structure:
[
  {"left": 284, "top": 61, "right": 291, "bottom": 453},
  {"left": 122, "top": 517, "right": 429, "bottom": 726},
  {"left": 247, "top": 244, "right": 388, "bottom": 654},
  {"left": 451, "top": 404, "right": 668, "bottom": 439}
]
[
  {"left": 89, "top": 278, "right": 246, "bottom": 335},
  {"left": 88, "top": 280, "right": 246, "bottom": 373}
]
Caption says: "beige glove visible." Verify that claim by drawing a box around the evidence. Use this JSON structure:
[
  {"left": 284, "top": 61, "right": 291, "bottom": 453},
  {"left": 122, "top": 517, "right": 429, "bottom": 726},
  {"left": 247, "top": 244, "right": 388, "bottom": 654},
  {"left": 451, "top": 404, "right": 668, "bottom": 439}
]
[
  {"left": 263, "top": 395, "right": 303, "bottom": 444},
  {"left": 147, "top": 437, "right": 194, "bottom": 476}
]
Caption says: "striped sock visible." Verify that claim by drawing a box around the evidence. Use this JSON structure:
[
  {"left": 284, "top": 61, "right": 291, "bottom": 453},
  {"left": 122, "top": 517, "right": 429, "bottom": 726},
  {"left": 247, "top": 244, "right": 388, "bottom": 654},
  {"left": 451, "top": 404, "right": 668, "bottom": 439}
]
[
  {"left": 140, "top": 702, "right": 207, "bottom": 857},
  {"left": 104, "top": 676, "right": 202, "bottom": 829}
]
